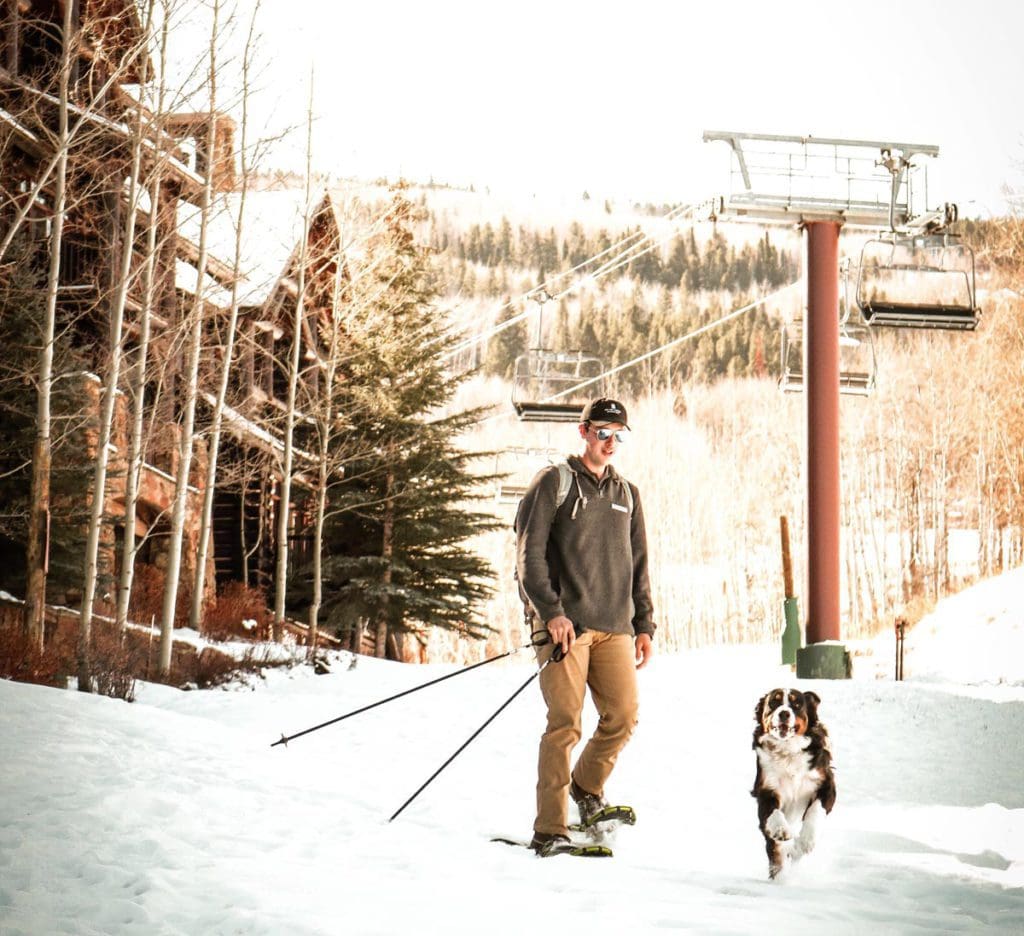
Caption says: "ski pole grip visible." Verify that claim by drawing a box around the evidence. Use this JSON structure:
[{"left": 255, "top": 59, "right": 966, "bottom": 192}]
[{"left": 550, "top": 622, "right": 582, "bottom": 663}]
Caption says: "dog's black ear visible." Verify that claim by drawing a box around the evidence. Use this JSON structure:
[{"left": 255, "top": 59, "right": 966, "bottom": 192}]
[
  {"left": 803, "top": 690, "right": 822, "bottom": 724},
  {"left": 752, "top": 695, "right": 768, "bottom": 747}
]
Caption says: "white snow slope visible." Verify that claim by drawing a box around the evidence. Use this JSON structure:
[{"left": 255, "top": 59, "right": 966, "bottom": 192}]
[{"left": 2, "top": 568, "right": 1023, "bottom": 935}]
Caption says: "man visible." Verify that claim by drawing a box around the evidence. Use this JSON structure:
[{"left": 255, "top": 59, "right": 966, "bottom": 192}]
[{"left": 515, "top": 397, "right": 655, "bottom": 856}]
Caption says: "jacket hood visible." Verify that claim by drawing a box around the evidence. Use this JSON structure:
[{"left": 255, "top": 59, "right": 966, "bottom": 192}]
[{"left": 567, "top": 454, "right": 620, "bottom": 484}]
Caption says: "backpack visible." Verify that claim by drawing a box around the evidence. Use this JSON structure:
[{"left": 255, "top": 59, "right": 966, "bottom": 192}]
[{"left": 513, "top": 461, "right": 633, "bottom": 629}]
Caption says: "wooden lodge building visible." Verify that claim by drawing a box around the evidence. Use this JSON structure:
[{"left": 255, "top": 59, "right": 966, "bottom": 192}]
[{"left": 0, "top": 1, "right": 347, "bottom": 630}]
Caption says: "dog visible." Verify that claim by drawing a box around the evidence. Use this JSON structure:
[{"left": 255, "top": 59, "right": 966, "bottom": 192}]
[{"left": 751, "top": 688, "right": 836, "bottom": 879}]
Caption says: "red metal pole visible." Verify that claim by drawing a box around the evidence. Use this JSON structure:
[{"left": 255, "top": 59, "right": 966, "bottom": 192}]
[{"left": 805, "top": 222, "right": 841, "bottom": 644}]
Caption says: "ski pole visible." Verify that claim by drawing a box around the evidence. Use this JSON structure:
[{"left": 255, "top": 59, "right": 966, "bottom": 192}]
[
  {"left": 271, "top": 641, "right": 541, "bottom": 748},
  {"left": 388, "top": 646, "right": 567, "bottom": 823}
]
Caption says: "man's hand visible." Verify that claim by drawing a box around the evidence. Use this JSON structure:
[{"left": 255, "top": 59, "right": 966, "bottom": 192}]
[
  {"left": 635, "top": 633, "right": 653, "bottom": 670},
  {"left": 546, "top": 615, "right": 576, "bottom": 658}
]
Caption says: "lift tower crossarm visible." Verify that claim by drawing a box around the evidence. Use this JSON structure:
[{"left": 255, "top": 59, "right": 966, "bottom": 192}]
[
  {"left": 702, "top": 130, "right": 939, "bottom": 160},
  {"left": 702, "top": 131, "right": 940, "bottom": 230}
]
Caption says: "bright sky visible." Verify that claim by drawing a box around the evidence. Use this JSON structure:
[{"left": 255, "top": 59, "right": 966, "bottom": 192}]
[{"left": 172, "top": 0, "right": 1024, "bottom": 216}]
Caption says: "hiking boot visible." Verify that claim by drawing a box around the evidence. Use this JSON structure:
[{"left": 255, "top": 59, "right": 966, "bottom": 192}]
[
  {"left": 530, "top": 832, "right": 572, "bottom": 856},
  {"left": 570, "top": 777, "right": 608, "bottom": 826}
]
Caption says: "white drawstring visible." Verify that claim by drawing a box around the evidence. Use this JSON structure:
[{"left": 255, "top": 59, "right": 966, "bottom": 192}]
[{"left": 570, "top": 474, "right": 587, "bottom": 519}]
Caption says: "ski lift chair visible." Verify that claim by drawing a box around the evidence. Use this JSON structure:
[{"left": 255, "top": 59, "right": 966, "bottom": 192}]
[
  {"left": 779, "top": 319, "right": 876, "bottom": 396},
  {"left": 511, "top": 349, "right": 604, "bottom": 423},
  {"left": 779, "top": 319, "right": 805, "bottom": 393},
  {"left": 857, "top": 232, "right": 980, "bottom": 330},
  {"left": 837, "top": 260, "right": 877, "bottom": 394},
  {"left": 493, "top": 447, "right": 560, "bottom": 505},
  {"left": 837, "top": 319, "right": 876, "bottom": 395},
  {"left": 780, "top": 256, "right": 876, "bottom": 394}
]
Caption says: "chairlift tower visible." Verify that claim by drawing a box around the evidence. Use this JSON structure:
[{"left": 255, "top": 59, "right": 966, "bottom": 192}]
[{"left": 704, "top": 131, "right": 975, "bottom": 678}]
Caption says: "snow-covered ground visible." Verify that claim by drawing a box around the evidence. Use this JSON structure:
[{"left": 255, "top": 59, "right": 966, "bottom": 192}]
[{"left": 2, "top": 569, "right": 1023, "bottom": 935}]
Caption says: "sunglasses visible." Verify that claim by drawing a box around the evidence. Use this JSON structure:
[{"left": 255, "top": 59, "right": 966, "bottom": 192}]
[{"left": 594, "top": 427, "right": 629, "bottom": 443}]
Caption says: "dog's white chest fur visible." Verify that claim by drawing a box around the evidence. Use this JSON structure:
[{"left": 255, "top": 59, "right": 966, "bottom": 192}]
[{"left": 756, "top": 735, "right": 821, "bottom": 816}]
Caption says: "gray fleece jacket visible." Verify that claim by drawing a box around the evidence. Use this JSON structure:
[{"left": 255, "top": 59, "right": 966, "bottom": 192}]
[{"left": 515, "top": 455, "right": 655, "bottom": 637}]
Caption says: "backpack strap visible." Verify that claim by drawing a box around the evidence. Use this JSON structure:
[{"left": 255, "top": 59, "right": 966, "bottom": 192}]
[
  {"left": 556, "top": 461, "right": 633, "bottom": 516},
  {"left": 555, "top": 462, "right": 574, "bottom": 508}
]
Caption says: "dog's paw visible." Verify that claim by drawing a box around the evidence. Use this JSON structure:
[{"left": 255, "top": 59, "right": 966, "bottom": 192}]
[
  {"left": 793, "top": 799, "right": 823, "bottom": 859},
  {"left": 765, "top": 809, "right": 792, "bottom": 842},
  {"left": 792, "top": 830, "right": 816, "bottom": 859}
]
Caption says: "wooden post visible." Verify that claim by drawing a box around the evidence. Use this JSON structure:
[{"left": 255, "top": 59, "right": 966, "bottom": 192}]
[
  {"left": 780, "top": 515, "right": 794, "bottom": 599},
  {"left": 780, "top": 515, "right": 800, "bottom": 665}
]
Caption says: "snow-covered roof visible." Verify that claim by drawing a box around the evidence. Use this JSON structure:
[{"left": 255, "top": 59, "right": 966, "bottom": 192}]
[
  {"left": 199, "top": 390, "right": 316, "bottom": 470},
  {"left": 177, "top": 188, "right": 321, "bottom": 307},
  {"left": 6, "top": 76, "right": 203, "bottom": 188},
  {"left": 0, "top": 106, "right": 41, "bottom": 147},
  {"left": 174, "top": 259, "right": 234, "bottom": 309}
]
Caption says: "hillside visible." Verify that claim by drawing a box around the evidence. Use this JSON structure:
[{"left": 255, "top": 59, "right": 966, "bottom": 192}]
[
  {"left": 355, "top": 182, "right": 1023, "bottom": 658},
  {"left": 326, "top": 178, "right": 803, "bottom": 388}
]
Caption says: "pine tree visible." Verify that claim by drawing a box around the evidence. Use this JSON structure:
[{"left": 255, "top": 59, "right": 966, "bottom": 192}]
[
  {"left": 0, "top": 234, "right": 92, "bottom": 603},
  {"left": 484, "top": 302, "right": 529, "bottom": 380},
  {"left": 497, "top": 217, "right": 513, "bottom": 265},
  {"left": 305, "top": 185, "right": 501, "bottom": 657}
]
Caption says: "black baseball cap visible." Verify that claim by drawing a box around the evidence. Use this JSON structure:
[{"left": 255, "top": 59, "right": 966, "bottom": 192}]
[{"left": 581, "top": 397, "right": 629, "bottom": 429}]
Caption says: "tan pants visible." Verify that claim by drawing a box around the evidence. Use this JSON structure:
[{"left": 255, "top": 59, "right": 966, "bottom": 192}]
[{"left": 534, "top": 630, "right": 639, "bottom": 836}]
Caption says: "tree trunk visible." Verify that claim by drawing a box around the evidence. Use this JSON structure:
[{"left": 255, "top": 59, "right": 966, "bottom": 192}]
[
  {"left": 114, "top": 175, "right": 158, "bottom": 636},
  {"left": 24, "top": 436, "right": 51, "bottom": 651},
  {"left": 375, "top": 469, "right": 395, "bottom": 659},
  {"left": 188, "top": 4, "right": 261, "bottom": 633},
  {"left": 307, "top": 355, "right": 331, "bottom": 661},
  {"left": 159, "top": 4, "right": 220, "bottom": 676},
  {"left": 25, "top": 0, "right": 77, "bottom": 650},
  {"left": 308, "top": 229, "right": 348, "bottom": 662},
  {"left": 273, "top": 79, "right": 315, "bottom": 640},
  {"left": 115, "top": 0, "right": 161, "bottom": 636}
]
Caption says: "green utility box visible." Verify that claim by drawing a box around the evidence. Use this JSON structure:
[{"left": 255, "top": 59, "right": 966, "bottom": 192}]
[
  {"left": 796, "top": 642, "right": 852, "bottom": 679},
  {"left": 781, "top": 597, "right": 801, "bottom": 666}
]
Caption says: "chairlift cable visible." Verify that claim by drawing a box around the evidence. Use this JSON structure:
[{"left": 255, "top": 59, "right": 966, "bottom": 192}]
[
  {"left": 441, "top": 201, "right": 701, "bottom": 361},
  {"left": 545, "top": 211, "right": 700, "bottom": 303},
  {"left": 443, "top": 202, "right": 695, "bottom": 358},
  {"left": 474, "top": 279, "right": 803, "bottom": 426},
  {"left": 538, "top": 280, "right": 804, "bottom": 405}
]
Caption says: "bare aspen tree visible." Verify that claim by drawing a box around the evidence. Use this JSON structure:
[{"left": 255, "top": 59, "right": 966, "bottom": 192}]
[
  {"left": 23, "top": 0, "right": 76, "bottom": 650},
  {"left": 115, "top": 1, "right": 167, "bottom": 636},
  {"left": 242, "top": 456, "right": 270, "bottom": 585},
  {"left": 189, "top": 2, "right": 262, "bottom": 633},
  {"left": 158, "top": 0, "right": 221, "bottom": 677},
  {"left": 78, "top": 1, "right": 159, "bottom": 688},
  {"left": 272, "top": 73, "right": 316, "bottom": 640},
  {"left": 303, "top": 224, "right": 352, "bottom": 659},
  {"left": 296, "top": 201, "right": 391, "bottom": 657}
]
